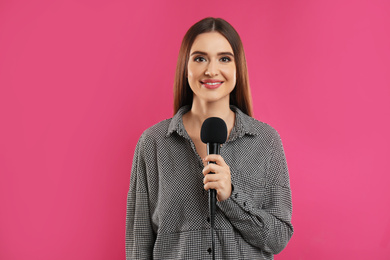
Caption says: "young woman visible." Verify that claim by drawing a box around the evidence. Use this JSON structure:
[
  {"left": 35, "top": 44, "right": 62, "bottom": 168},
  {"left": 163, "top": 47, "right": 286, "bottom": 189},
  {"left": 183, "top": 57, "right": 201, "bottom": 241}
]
[{"left": 126, "top": 17, "right": 293, "bottom": 259}]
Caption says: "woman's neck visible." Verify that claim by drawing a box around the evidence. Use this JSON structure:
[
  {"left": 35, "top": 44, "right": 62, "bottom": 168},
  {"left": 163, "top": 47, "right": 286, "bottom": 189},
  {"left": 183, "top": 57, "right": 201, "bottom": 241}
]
[{"left": 184, "top": 98, "right": 235, "bottom": 137}]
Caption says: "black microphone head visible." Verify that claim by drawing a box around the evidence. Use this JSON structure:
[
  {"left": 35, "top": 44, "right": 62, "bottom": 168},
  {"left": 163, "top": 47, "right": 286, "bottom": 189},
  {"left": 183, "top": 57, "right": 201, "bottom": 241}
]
[{"left": 200, "top": 117, "right": 228, "bottom": 144}]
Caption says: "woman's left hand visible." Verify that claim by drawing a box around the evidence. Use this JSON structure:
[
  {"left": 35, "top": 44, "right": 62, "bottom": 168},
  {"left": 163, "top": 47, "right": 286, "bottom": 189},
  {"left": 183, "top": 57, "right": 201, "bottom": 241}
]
[{"left": 202, "top": 154, "right": 232, "bottom": 202}]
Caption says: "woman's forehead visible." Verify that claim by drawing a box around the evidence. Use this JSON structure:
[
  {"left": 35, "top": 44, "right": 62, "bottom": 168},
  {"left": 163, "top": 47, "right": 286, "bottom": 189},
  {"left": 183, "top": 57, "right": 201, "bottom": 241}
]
[{"left": 190, "top": 32, "right": 234, "bottom": 55}]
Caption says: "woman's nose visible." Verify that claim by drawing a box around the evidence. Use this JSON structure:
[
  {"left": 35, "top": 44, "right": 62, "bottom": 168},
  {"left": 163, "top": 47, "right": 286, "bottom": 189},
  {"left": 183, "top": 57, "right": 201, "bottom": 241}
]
[{"left": 204, "top": 60, "right": 219, "bottom": 76}]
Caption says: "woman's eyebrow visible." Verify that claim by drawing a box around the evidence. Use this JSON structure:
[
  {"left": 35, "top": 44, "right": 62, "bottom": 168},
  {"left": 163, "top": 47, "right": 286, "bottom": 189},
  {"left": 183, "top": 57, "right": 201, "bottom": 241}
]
[
  {"left": 190, "top": 51, "right": 234, "bottom": 57},
  {"left": 218, "top": 52, "right": 234, "bottom": 57},
  {"left": 190, "top": 51, "right": 207, "bottom": 56}
]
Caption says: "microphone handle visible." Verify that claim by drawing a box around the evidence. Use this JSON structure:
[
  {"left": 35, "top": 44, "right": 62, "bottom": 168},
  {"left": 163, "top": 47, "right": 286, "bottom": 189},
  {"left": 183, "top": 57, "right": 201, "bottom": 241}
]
[
  {"left": 207, "top": 142, "right": 220, "bottom": 223},
  {"left": 207, "top": 143, "right": 220, "bottom": 260},
  {"left": 207, "top": 142, "right": 220, "bottom": 155},
  {"left": 206, "top": 142, "right": 220, "bottom": 204}
]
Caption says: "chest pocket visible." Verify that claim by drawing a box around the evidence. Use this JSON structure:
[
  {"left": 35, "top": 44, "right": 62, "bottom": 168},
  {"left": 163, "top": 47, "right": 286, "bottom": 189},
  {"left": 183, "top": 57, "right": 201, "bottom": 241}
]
[{"left": 232, "top": 164, "right": 267, "bottom": 209}]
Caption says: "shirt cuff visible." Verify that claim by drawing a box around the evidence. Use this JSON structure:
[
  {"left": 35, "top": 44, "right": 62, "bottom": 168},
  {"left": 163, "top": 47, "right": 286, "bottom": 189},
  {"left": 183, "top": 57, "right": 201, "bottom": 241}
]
[{"left": 217, "top": 184, "right": 253, "bottom": 220}]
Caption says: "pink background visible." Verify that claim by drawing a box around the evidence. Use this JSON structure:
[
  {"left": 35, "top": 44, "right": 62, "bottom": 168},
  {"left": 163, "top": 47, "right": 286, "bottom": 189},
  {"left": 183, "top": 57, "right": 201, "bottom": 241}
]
[{"left": 1, "top": 0, "right": 389, "bottom": 259}]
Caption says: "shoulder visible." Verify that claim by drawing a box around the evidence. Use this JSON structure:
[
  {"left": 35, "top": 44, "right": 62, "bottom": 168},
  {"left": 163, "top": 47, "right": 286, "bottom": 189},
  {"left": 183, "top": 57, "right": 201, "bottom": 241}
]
[
  {"left": 140, "top": 105, "right": 189, "bottom": 141},
  {"left": 142, "top": 118, "right": 172, "bottom": 138},
  {"left": 236, "top": 108, "right": 281, "bottom": 143},
  {"left": 251, "top": 117, "right": 281, "bottom": 140},
  {"left": 248, "top": 119, "right": 283, "bottom": 155},
  {"left": 133, "top": 118, "right": 173, "bottom": 158},
  {"left": 136, "top": 118, "right": 172, "bottom": 146}
]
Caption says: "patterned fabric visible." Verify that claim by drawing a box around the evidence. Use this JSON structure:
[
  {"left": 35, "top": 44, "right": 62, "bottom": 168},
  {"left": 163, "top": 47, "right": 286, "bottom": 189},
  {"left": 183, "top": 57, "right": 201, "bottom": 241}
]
[{"left": 126, "top": 106, "right": 293, "bottom": 260}]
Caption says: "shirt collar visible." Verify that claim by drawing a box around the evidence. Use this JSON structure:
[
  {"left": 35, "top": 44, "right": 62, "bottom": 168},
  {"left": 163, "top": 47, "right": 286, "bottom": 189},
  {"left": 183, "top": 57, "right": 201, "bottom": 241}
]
[
  {"left": 228, "top": 105, "right": 259, "bottom": 141},
  {"left": 166, "top": 105, "right": 260, "bottom": 141},
  {"left": 167, "top": 105, "right": 191, "bottom": 137}
]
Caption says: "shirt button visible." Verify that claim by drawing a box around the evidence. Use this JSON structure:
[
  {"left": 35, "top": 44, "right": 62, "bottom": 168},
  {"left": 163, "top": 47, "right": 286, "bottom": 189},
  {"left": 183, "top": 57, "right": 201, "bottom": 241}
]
[
  {"left": 207, "top": 248, "right": 212, "bottom": 254},
  {"left": 207, "top": 217, "right": 210, "bottom": 223},
  {"left": 243, "top": 202, "right": 247, "bottom": 207},
  {"left": 234, "top": 193, "right": 238, "bottom": 199}
]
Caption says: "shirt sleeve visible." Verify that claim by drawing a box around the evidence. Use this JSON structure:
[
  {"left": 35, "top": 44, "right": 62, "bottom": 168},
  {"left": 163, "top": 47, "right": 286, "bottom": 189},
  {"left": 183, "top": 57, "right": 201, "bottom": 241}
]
[
  {"left": 126, "top": 135, "right": 156, "bottom": 259},
  {"left": 217, "top": 132, "right": 293, "bottom": 254}
]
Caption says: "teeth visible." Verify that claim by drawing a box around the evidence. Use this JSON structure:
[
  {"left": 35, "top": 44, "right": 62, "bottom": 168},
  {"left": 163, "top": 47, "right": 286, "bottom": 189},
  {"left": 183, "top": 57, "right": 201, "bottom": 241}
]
[{"left": 204, "top": 82, "right": 221, "bottom": 85}]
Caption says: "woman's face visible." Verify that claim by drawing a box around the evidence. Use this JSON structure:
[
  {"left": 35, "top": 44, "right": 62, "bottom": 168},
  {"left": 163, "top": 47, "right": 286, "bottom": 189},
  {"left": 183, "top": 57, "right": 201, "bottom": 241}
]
[{"left": 187, "top": 32, "right": 236, "bottom": 105}]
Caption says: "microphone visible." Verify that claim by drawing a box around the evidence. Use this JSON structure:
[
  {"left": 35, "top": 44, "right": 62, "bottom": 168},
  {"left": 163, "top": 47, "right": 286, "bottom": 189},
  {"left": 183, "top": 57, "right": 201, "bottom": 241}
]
[{"left": 200, "top": 117, "right": 227, "bottom": 260}]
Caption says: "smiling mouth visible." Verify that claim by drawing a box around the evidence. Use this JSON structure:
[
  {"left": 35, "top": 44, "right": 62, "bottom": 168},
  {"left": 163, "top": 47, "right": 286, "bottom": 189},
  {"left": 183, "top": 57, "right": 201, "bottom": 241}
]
[
  {"left": 202, "top": 82, "right": 223, "bottom": 85},
  {"left": 200, "top": 81, "right": 223, "bottom": 89}
]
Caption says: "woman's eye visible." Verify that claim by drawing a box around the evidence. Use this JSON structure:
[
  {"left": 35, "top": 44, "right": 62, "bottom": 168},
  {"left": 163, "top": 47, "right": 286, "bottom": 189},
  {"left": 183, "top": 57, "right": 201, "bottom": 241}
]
[
  {"left": 194, "top": 56, "right": 206, "bottom": 62},
  {"left": 220, "top": 57, "right": 231, "bottom": 62}
]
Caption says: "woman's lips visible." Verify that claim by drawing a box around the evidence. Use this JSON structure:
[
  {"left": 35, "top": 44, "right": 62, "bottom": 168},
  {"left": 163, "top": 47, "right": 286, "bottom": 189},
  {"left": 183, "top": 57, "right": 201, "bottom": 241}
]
[{"left": 201, "top": 80, "right": 223, "bottom": 89}]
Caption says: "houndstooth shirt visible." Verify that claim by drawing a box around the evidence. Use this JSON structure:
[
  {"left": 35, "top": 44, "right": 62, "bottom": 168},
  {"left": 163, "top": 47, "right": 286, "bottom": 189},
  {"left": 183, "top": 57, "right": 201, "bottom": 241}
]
[{"left": 126, "top": 106, "right": 293, "bottom": 260}]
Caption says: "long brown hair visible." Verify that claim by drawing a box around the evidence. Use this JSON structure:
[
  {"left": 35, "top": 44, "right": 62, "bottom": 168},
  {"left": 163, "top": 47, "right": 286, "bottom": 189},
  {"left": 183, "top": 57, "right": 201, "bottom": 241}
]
[{"left": 173, "top": 17, "right": 253, "bottom": 116}]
